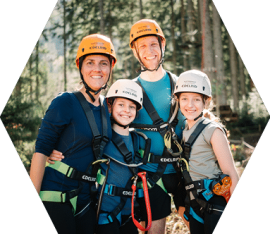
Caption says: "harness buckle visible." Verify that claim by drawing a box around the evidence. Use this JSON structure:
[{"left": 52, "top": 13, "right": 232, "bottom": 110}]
[
  {"left": 60, "top": 192, "right": 66, "bottom": 203},
  {"left": 107, "top": 184, "right": 116, "bottom": 196},
  {"left": 92, "top": 135, "right": 102, "bottom": 149}
]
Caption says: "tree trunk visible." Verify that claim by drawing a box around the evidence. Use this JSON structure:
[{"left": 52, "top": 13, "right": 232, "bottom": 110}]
[
  {"left": 180, "top": 0, "right": 188, "bottom": 71},
  {"left": 171, "top": 0, "right": 177, "bottom": 74},
  {"left": 186, "top": 0, "right": 196, "bottom": 69},
  {"left": 200, "top": 0, "right": 216, "bottom": 88},
  {"left": 35, "top": 41, "right": 39, "bottom": 101},
  {"left": 139, "top": 0, "right": 144, "bottom": 19},
  {"left": 228, "top": 34, "right": 239, "bottom": 112},
  {"left": 99, "top": 0, "right": 104, "bottom": 34},
  {"left": 212, "top": 1, "right": 227, "bottom": 116},
  {"left": 63, "top": 0, "right": 67, "bottom": 91},
  {"left": 238, "top": 54, "right": 246, "bottom": 99},
  {"left": 29, "top": 54, "right": 33, "bottom": 101},
  {"left": 130, "top": 1, "right": 135, "bottom": 79}
]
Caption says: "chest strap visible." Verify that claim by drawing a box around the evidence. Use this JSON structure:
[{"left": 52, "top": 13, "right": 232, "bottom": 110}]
[{"left": 73, "top": 91, "right": 109, "bottom": 161}]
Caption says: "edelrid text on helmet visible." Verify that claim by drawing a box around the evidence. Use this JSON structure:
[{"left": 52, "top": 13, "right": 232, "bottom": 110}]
[
  {"left": 174, "top": 70, "right": 212, "bottom": 97},
  {"left": 129, "top": 19, "right": 166, "bottom": 48},
  {"left": 106, "top": 79, "right": 143, "bottom": 110},
  {"left": 75, "top": 34, "right": 117, "bottom": 69}
]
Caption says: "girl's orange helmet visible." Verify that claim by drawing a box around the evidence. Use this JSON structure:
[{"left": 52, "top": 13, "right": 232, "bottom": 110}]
[
  {"left": 75, "top": 34, "right": 117, "bottom": 69},
  {"left": 129, "top": 19, "right": 166, "bottom": 48}
]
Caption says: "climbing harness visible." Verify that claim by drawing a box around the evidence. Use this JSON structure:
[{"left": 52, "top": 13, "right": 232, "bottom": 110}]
[
  {"left": 95, "top": 130, "right": 151, "bottom": 226},
  {"left": 179, "top": 119, "right": 231, "bottom": 223},
  {"left": 130, "top": 71, "right": 182, "bottom": 192},
  {"left": 131, "top": 172, "right": 152, "bottom": 231},
  {"left": 40, "top": 91, "right": 110, "bottom": 216}
]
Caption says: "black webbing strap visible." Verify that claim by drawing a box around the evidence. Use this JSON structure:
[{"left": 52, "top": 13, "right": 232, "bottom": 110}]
[
  {"left": 130, "top": 71, "right": 178, "bottom": 137},
  {"left": 183, "top": 120, "right": 211, "bottom": 162},
  {"left": 111, "top": 130, "right": 142, "bottom": 175},
  {"left": 107, "top": 178, "right": 133, "bottom": 223},
  {"left": 180, "top": 119, "right": 214, "bottom": 220},
  {"left": 73, "top": 91, "right": 109, "bottom": 161}
]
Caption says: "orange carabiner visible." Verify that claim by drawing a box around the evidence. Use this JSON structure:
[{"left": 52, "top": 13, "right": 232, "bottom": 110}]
[{"left": 131, "top": 172, "right": 152, "bottom": 231}]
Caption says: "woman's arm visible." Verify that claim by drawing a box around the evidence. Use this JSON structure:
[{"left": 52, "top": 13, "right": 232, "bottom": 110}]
[
  {"left": 29, "top": 153, "right": 47, "bottom": 194},
  {"left": 211, "top": 128, "right": 239, "bottom": 194}
]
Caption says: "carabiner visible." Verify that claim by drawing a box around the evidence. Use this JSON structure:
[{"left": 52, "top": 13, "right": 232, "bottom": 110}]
[
  {"left": 131, "top": 172, "right": 152, "bottom": 231},
  {"left": 179, "top": 158, "right": 189, "bottom": 172}
]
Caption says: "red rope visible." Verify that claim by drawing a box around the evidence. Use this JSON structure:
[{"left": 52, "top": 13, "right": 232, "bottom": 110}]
[{"left": 131, "top": 172, "right": 152, "bottom": 231}]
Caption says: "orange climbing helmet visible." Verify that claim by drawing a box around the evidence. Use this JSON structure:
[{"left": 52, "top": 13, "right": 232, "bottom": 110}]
[
  {"left": 75, "top": 34, "right": 117, "bottom": 69},
  {"left": 129, "top": 19, "right": 166, "bottom": 48}
]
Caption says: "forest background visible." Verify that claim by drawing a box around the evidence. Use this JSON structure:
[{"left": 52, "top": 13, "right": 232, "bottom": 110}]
[{"left": 1, "top": 0, "right": 268, "bottom": 172}]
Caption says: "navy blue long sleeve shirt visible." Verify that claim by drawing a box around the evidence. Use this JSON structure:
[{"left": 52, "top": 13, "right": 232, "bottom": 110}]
[{"left": 35, "top": 92, "right": 112, "bottom": 205}]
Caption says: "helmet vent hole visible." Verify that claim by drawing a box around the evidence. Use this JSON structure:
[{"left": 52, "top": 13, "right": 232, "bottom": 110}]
[{"left": 82, "top": 48, "right": 84, "bottom": 52}]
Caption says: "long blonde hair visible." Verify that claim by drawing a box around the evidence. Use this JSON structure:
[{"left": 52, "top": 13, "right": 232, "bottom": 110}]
[{"left": 203, "top": 96, "right": 229, "bottom": 137}]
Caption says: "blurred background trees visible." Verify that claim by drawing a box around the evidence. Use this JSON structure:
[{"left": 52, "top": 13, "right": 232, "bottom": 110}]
[{"left": 1, "top": 0, "right": 268, "bottom": 170}]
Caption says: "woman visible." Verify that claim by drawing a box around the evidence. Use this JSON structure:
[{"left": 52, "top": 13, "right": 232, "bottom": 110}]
[{"left": 30, "top": 34, "right": 117, "bottom": 234}]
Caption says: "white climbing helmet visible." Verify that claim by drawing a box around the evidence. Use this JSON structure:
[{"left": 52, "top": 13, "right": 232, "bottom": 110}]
[
  {"left": 106, "top": 79, "right": 143, "bottom": 110},
  {"left": 174, "top": 70, "right": 212, "bottom": 97}
]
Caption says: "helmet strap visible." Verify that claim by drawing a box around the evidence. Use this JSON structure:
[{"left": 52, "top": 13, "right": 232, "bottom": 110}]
[
  {"left": 193, "top": 112, "right": 203, "bottom": 121},
  {"left": 110, "top": 115, "right": 129, "bottom": 129},
  {"left": 181, "top": 111, "right": 203, "bottom": 122},
  {"left": 79, "top": 58, "right": 112, "bottom": 102},
  {"left": 134, "top": 36, "right": 164, "bottom": 73}
]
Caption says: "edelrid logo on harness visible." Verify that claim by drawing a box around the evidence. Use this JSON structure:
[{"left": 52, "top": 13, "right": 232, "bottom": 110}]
[
  {"left": 82, "top": 175, "right": 95, "bottom": 182},
  {"left": 123, "top": 191, "right": 134, "bottom": 196},
  {"left": 160, "top": 158, "right": 179, "bottom": 162},
  {"left": 141, "top": 127, "right": 158, "bottom": 131}
]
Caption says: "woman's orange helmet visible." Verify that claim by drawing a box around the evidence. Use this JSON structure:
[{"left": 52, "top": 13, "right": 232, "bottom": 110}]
[
  {"left": 75, "top": 34, "right": 117, "bottom": 69},
  {"left": 129, "top": 19, "right": 166, "bottom": 48}
]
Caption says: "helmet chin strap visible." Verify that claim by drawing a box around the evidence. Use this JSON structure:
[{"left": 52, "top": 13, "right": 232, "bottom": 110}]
[
  {"left": 81, "top": 77, "right": 107, "bottom": 102},
  {"left": 135, "top": 36, "right": 164, "bottom": 73},
  {"left": 110, "top": 115, "right": 129, "bottom": 129},
  {"left": 79, "top": 62, "right": 112, "bottom": 103},
  {"left": 193, "top": 112, "right": 203, "bottom": 121},
  {"left": 182, "top": 112, "right": 203, "bottom": 122}
]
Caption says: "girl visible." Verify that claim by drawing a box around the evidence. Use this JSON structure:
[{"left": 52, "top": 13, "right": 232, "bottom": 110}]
[
  {"left": 174, "top": 70, "right": 239, "bottom": 234},
  {"left": 96, "top": 79, "right": 145, "bottom": 234},
  {"left": 30, "top": 34, "right": 116, "bottom": 234}
]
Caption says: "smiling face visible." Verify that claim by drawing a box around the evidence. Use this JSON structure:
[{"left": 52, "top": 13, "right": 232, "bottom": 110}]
[
  {"left": 179, "top": 92, "right": 207, "bottom": 124},
  {"left": 111, "top": 97, "right": 137, "bottom": 127},
  {"left": 80, "top": 54, "right": 111, "bottom": 91},
  {"left": 132, "top": 35, "right": 164, "bottom": 70}
]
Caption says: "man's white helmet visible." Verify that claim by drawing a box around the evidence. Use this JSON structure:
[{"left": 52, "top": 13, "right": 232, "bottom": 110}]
[
  {"left": 174, "top": 70, "right": 212, "bottom": 97},
  {"left": 106, "top": 79, "right": 143, "bottom": 110}
]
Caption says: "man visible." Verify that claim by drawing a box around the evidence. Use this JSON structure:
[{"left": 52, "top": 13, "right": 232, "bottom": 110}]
[{"left": 129, "top": 19, "right": 187, "bottom": 234}]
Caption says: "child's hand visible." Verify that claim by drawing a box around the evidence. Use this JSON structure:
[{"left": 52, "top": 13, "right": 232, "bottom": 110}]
[{"left": 46, "top": 150, "right": 64, "bottom": 164}]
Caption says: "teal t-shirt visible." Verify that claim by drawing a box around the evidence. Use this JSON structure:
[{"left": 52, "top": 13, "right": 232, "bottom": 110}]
[{"left": 132, "top": 72, "right": 186, "bottom": 174}]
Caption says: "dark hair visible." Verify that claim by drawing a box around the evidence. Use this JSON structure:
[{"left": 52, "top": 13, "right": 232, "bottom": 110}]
[
  {"left": 79, "top": 53, "right": 112, "bottom": 72},
  {"left": 107, "top": 97, "right": 140, "bottom": 117}
]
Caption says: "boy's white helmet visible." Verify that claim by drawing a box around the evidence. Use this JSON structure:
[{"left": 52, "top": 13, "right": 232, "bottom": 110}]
[
  {"left": 174, "top": 70, "right": 212, "bottom": 97},
  {"left": 106, "top": 79, "right": 143, "bottom": 110}
]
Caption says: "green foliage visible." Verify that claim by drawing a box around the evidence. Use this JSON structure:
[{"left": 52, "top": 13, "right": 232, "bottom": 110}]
[
  {"left": 1, "top": 95, "right": 43, "bottom": 170},
  {"left": 226, "top": 86, "right": 270, "bottom": 136},
  {"left": 230, "top": 143, "right": 246, "bottom": 162}
]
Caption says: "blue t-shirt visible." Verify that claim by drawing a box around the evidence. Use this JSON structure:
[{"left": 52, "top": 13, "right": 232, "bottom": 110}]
[
  {"left": 98, "top": 130, "right": 139, "bottom": 224},
  {"left": 35, "top": 92, "right": 112, "bottom": 205},
  {"left": 132, "top": 72, "right": 186, "bottom": 174}
]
